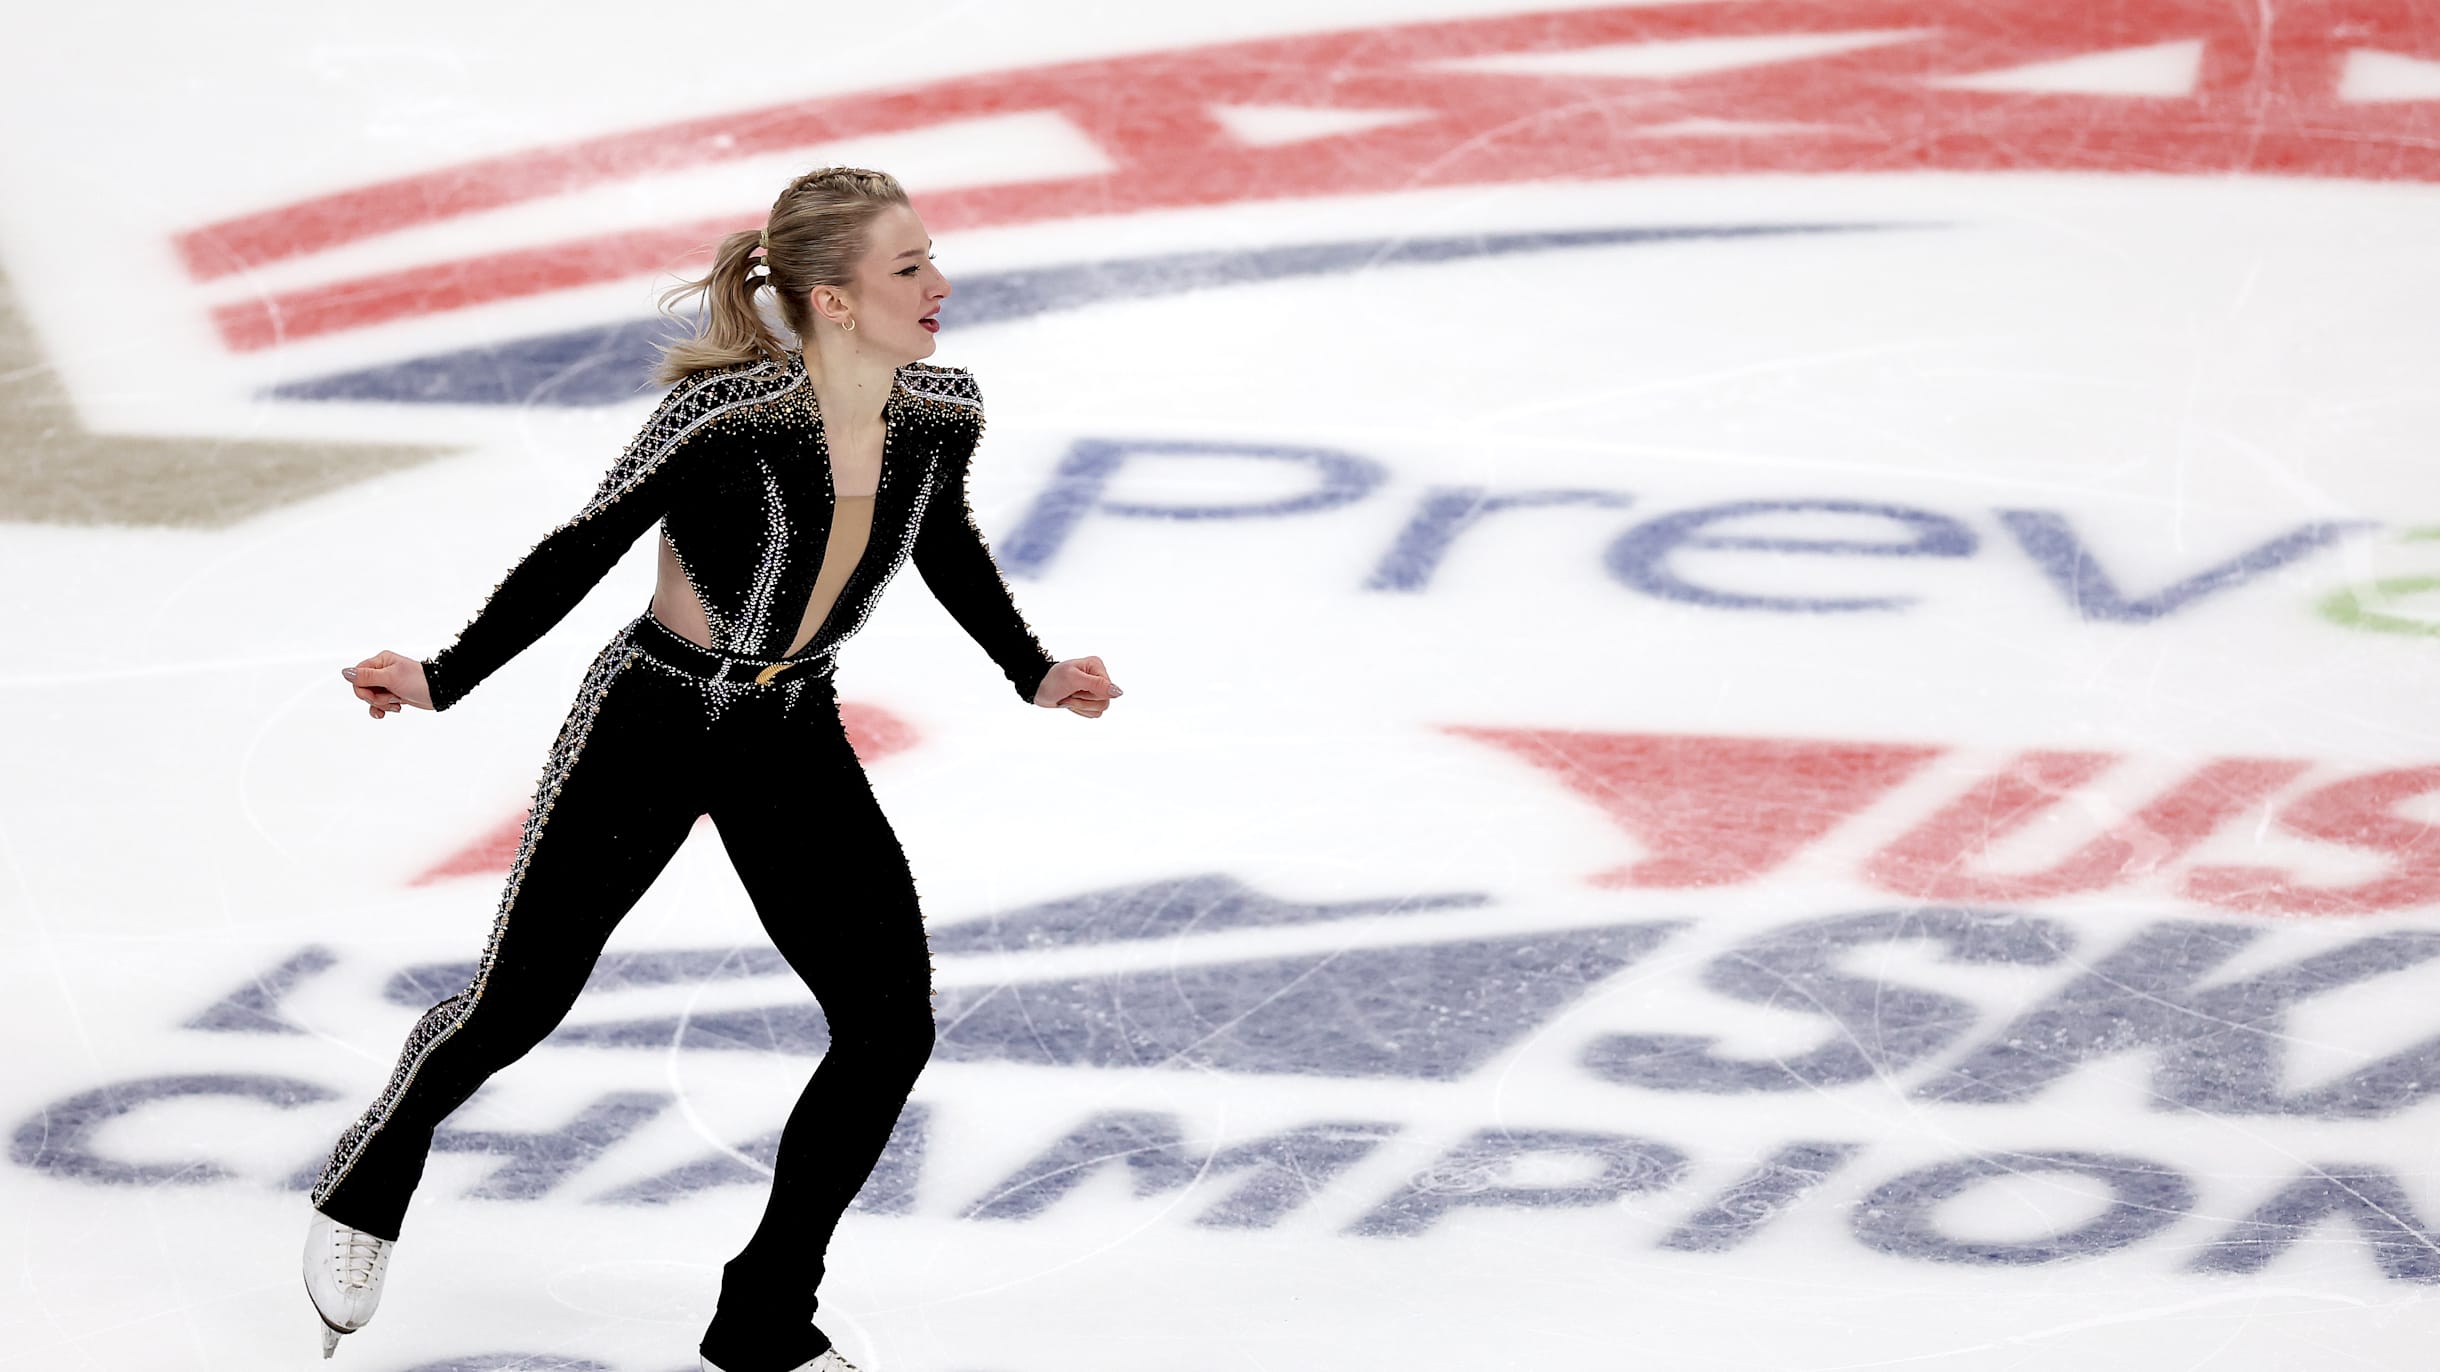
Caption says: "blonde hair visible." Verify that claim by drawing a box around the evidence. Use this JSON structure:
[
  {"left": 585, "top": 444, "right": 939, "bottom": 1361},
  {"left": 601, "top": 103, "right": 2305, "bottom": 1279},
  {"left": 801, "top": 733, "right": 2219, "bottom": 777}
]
[{"left": 650, "top": 167, "right": 910, "bottom": 383}]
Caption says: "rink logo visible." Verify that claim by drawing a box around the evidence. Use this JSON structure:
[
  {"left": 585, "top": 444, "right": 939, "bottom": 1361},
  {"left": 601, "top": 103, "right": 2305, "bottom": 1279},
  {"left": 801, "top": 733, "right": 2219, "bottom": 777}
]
[
  {"left": 178, "top": 0, "right": 2440, "bottom": 354},
  {"left": 353, "top": 895, "right": 2440, "bottom": 1116},
  {"left": 16, "top": 890, "right": 2440, "bottom": 1284},
  {"left": 427, "top": 724, "right": 2440, "bottom": 916},
  {"left": 21, "top": 1070, "right": 2440, "bottom": 1284},
  {"left": 994, "top": 438, "right": 2391, "bottom": 631},
  {"left": 1454, "top": 729, "right": 2440, "bottom": 916}
]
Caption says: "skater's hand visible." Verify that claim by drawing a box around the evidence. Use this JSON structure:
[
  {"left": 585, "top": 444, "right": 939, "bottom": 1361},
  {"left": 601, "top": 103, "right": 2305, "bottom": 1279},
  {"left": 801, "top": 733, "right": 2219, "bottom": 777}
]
[
  {"left": 341, "top": 651, "right": 434, "bottom": 719},
  {"left": 1034, "top": 656, "right": 1121, "bottom": 717}
]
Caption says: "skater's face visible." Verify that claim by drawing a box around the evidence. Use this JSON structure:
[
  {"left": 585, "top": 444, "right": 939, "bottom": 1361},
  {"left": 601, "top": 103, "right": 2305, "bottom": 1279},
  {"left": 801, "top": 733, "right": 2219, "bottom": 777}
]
[{"left": 808, "top": 203, "right": 950, "bottom": 365}]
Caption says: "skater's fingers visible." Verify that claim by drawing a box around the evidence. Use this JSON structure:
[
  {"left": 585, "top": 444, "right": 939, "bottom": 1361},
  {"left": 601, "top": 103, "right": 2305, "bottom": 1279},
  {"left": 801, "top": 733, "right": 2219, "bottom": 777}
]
[{"left": 1071, "top": 657, "right": 1121, "bottom": 696}]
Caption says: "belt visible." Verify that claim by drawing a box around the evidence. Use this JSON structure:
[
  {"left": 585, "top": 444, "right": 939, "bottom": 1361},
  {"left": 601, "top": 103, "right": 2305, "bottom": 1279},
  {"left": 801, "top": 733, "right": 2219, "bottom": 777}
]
[{"left": 631, "top": 611, "right": 838, "bottom": 686}]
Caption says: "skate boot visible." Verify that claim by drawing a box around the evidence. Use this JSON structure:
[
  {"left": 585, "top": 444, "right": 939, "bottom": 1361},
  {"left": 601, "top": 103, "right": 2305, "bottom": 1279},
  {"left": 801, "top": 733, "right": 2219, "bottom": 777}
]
[
  {"left": 302, "top": 1207, "right": 393, "bottom": 1358},
  {"left": 700, "top": 1348, "right": 862, "bottom": 1372}
]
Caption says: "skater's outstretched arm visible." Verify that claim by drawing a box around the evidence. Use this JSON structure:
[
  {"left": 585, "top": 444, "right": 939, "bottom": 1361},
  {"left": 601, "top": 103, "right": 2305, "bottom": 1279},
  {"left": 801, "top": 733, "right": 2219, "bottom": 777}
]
[
  {"left": 340, "top": 367, "right": 752, "bottom": 717},
  {"left": 909, "top": 382, "right": 1059, "bottom": 704},
  {"left": 907, "top": 375, "right": 1122, "bottom": 716}
]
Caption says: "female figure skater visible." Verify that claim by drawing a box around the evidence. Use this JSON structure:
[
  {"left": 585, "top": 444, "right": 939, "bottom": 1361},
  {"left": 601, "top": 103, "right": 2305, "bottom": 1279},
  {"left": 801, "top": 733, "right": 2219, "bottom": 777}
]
[{"left": 301, "top": 166, "right": 1121, "bottom": 1372}]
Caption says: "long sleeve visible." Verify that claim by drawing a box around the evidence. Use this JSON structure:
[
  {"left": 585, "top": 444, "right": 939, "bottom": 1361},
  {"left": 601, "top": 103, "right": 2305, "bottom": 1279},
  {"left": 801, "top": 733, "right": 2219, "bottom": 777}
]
[
  {"left": 912, "top": 438, "right": 1058, "bottom": 705},
  {"left": 421, "top": 393, "right": 708, "bottom": 712}
]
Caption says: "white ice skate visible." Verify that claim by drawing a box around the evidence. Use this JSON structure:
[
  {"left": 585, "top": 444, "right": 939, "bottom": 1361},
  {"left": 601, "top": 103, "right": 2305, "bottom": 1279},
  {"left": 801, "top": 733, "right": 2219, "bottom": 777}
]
[
  {"left": 302, "top": 1207, "right": 393, "bottom": 1358},
  {"left": 701, "top": 1349, "right": 861, "bottom": 1372}
]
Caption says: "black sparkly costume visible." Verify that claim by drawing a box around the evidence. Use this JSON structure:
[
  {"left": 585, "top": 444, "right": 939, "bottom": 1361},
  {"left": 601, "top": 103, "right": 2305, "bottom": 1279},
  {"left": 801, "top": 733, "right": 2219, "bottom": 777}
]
[{"left": 308, "top": 352, "right": 1058, "bottom": 1372}]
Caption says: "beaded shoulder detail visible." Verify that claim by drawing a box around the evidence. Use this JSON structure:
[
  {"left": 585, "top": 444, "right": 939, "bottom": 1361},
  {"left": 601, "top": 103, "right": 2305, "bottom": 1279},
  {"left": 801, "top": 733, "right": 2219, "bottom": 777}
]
[
  {"left": 891, "top": 362, "right": 982, "bottom": 418},
  {"left": 586, "top": 355, "right": 806, "bottom": 513}
]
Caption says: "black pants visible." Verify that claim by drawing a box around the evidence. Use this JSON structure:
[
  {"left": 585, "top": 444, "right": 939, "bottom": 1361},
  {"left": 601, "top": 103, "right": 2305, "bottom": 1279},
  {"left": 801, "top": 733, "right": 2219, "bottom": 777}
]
[{"left": 311, "top": 610, "right": 936, "bottom": 1371}]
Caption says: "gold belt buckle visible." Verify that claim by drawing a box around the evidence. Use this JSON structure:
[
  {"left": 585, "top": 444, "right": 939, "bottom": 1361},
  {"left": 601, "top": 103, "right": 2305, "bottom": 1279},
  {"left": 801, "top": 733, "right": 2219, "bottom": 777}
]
[{"left": 752, "top": 660, "right": 793, "bottom": 685}]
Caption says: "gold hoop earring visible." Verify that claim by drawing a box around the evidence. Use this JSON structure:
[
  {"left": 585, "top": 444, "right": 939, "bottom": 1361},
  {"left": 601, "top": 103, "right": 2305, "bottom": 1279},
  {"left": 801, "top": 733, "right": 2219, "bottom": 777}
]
[{"left": 840, "top": 317, "right": 856, "bottom": 333}]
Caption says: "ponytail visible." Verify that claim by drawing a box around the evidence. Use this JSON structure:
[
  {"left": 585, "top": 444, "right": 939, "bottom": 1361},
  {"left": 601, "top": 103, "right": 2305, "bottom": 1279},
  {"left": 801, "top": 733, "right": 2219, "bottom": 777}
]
[{"left": 650, "top": 228, "right": 787, "bottom": 383}]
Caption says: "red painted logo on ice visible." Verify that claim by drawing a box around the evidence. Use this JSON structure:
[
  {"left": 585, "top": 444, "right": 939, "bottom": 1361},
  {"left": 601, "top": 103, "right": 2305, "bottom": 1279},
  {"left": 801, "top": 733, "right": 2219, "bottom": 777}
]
[
  {"left": 1452, "top": 726, "right": 2440, "bottom": 916},
  {"left": 176, "top": 1, "right": 2440, "bottom": 350}
]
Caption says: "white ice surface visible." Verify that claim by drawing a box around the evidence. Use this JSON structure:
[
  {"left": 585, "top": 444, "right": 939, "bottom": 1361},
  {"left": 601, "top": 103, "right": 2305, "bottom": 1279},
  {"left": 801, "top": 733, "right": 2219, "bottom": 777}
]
[{"left": 4, "top": 4, "right": 2440, "bottom": 1371}]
